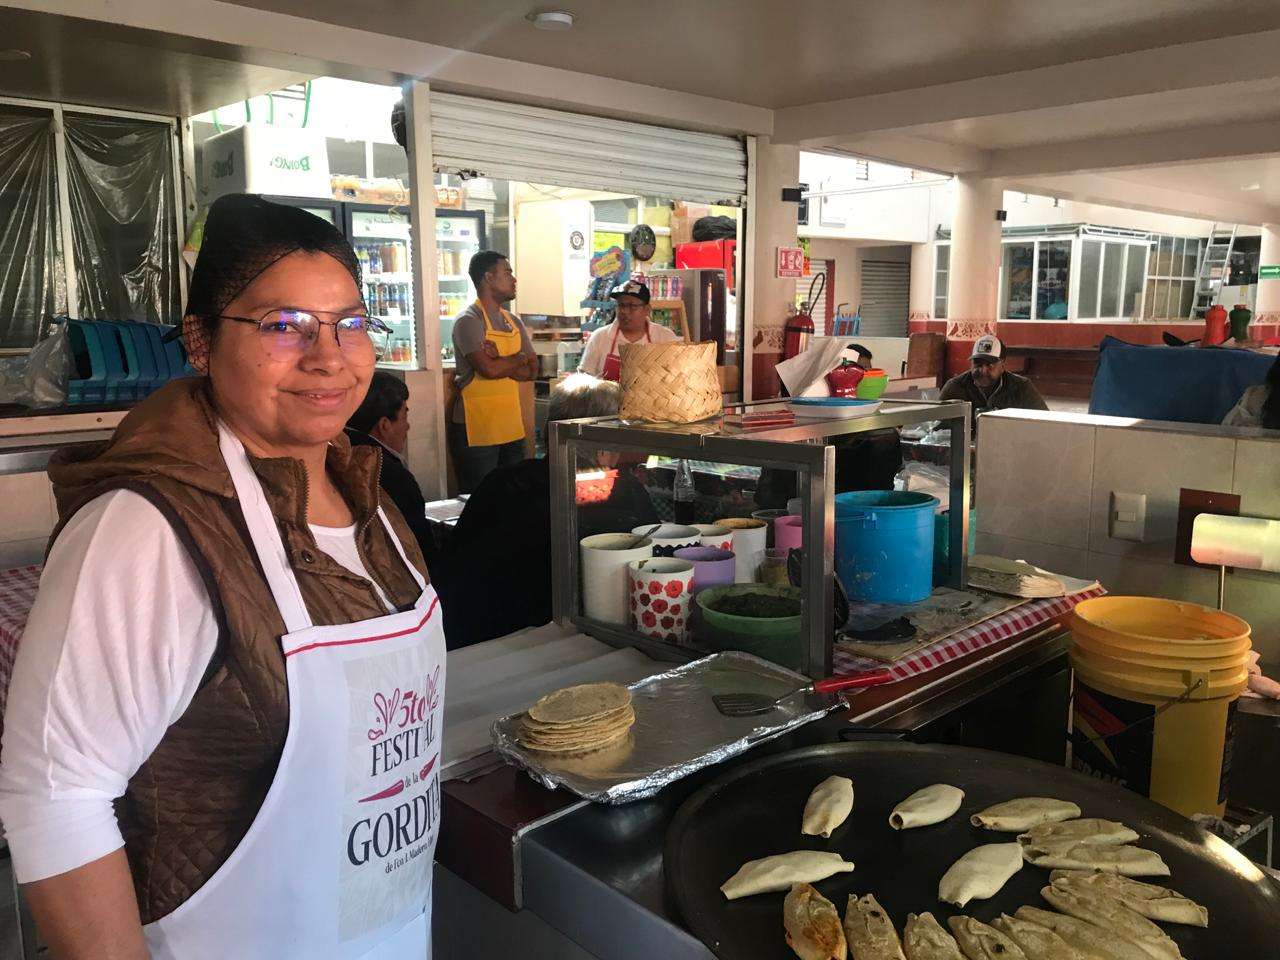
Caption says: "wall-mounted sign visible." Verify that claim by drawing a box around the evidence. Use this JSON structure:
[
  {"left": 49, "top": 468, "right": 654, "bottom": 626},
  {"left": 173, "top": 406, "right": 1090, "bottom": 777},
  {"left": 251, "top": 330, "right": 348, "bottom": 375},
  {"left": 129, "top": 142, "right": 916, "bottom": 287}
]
[
  {"left": 776, "top": 245, "right": 805, "bottom": 278},
  {"left": 1259, "top": 265, "right": 1280, "bottom": 279}
]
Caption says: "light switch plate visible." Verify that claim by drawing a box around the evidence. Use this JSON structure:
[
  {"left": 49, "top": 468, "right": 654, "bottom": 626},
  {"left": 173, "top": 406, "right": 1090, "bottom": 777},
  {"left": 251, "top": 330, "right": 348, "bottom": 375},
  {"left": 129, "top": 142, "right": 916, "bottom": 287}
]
[{"left": 1110, "top": 491, "right": 1148, "bottom": 542}]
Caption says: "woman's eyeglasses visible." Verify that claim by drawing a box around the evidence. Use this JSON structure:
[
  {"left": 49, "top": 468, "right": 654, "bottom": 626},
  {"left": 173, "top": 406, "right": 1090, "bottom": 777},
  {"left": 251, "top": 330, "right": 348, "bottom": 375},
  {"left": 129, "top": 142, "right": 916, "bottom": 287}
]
[{"left": 218, "top": 309, "right": 393, "bottom": 363}]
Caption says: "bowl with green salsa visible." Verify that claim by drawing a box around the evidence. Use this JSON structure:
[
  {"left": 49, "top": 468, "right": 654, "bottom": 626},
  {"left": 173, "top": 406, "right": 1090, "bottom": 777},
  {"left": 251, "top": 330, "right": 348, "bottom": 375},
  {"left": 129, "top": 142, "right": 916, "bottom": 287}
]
[{"left": 696, "top": 585, "right": 804, "bottom": 668}]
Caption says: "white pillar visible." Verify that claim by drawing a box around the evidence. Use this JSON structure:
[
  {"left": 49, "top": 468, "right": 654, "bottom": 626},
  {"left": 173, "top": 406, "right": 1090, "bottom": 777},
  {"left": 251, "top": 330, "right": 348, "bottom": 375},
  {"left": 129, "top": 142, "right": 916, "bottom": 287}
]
[
  {"left": 402, "top": 80, "right": 449, "bottom": 501},
  {"left": 947, "top": 175, "right": 1004, "bottom": 331},
  {"left": 908, "top": 242, "right": 934, "bottom": 321},
  {"left": 1257, "top": 223, "right": 1280, "bottom": 321},
  {"left": 744, "top": 135, "right": 799, "bottom": 399}
]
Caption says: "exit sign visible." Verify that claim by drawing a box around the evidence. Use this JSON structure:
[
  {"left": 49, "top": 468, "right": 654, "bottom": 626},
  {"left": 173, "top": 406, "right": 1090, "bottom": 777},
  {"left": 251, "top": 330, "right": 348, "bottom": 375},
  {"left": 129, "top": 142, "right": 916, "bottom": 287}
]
[
  {"left": 1260, "top": 265, "right": 1280, "bottom": 279},
  {"left": 776, "top": 246, "right": 805, "bottom": 278}
]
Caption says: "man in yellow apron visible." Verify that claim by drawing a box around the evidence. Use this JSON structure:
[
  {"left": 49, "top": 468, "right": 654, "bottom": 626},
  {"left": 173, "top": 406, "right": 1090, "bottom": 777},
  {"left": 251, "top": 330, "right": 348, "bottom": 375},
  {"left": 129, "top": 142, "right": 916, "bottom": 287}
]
[{"left": 449, "top": 251, "right": 537, "bottom": 491}]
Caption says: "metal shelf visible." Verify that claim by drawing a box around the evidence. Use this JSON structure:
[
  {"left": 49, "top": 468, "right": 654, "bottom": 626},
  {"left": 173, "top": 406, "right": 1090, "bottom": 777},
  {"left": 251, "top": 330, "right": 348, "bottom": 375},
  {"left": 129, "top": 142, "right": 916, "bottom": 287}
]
[
  {"left": 549, "top": 397, "right": 972, "bottom": 680},
  {"left": 0, "top": 429, "right": 114, "bottom": 476}
]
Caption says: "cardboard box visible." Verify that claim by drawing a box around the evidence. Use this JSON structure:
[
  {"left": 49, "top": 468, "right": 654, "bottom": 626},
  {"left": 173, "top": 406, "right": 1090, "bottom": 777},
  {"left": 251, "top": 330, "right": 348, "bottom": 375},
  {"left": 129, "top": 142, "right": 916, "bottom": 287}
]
[{"left": 671, "top": 202, "right": 711, "bottom": 247}]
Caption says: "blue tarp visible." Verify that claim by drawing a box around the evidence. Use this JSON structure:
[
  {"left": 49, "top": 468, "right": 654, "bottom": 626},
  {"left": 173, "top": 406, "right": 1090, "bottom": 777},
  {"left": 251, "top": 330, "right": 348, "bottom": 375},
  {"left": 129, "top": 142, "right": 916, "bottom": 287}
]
[{"left": 1088, "top": 336, "right": 1274, "bottom": 424}]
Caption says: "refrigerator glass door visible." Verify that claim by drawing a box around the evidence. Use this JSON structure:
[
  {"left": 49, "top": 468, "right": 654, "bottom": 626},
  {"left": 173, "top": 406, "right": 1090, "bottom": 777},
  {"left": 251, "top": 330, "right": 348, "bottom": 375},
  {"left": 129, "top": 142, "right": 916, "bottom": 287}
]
[
  {"left": 262, "top": 195, "right": 341, "bottom": 226},
  {"left": 437, "top": 210, "right": 485, "bottom": 362},
  {"left": 350, "top": 207, "right": 416, "bottom": 367}
]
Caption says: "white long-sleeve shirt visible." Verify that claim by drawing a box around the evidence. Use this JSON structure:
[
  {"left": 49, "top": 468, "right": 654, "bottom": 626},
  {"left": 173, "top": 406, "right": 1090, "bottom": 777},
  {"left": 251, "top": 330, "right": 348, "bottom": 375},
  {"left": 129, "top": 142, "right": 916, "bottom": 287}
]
[{"left": 0, "top": 489, "right": 389, "bottom": 883}]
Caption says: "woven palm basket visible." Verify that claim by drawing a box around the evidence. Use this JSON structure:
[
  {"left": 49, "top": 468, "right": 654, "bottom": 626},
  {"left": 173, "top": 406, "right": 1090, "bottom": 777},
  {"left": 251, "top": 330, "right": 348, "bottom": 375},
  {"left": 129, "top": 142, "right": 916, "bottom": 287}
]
[{"left": 618, "top": 340, "right": 722, "bottom": 423}]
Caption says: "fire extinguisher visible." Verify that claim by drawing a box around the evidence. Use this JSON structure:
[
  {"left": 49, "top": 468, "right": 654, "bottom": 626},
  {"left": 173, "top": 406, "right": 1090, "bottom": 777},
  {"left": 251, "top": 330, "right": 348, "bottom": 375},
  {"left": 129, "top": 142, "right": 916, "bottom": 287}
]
[{"left": 784, "top": 271, "right": 825, "bottom": 360}]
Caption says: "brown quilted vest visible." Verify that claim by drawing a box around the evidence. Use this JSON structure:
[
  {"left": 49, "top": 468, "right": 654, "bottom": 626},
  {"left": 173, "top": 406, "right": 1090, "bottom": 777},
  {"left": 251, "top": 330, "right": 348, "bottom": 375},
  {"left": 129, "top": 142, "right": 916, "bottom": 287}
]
[{"left": 46, "top": 378, "right": 428, "bottom": 923}]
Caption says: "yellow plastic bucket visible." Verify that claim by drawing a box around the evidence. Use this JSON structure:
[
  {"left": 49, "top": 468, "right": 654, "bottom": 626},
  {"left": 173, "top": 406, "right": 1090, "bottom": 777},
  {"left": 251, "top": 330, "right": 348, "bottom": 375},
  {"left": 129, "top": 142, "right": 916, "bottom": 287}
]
[{"left": 1068, "top": 596, "right": 1251, "bottom": 818}]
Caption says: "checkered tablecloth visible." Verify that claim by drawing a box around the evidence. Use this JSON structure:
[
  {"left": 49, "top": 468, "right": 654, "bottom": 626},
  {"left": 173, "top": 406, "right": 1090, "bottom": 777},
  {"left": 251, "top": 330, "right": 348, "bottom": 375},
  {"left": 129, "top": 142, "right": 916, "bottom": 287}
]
[
  {"left": 0, "top": 563, "right": 1101, "bottom": 720},
  {"left": 0, "top": 565, "right": 41, "bottom": 721},
  {"left": 833, "top": 586, "right": 1106, "bottom": 680}
]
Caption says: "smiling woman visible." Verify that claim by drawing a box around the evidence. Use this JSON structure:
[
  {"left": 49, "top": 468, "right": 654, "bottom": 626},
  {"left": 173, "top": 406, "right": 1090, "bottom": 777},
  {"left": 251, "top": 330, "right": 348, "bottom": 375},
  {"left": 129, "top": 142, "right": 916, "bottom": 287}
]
[{"left": 0, "top": 194, "right": 444, "bottom": 959}]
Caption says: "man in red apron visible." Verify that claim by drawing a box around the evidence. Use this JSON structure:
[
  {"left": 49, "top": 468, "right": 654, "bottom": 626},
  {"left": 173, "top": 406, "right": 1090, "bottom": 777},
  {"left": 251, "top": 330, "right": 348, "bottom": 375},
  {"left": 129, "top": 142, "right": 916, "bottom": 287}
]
[{"left": 578, "top": 279, "right": 680, "bottom": 381}]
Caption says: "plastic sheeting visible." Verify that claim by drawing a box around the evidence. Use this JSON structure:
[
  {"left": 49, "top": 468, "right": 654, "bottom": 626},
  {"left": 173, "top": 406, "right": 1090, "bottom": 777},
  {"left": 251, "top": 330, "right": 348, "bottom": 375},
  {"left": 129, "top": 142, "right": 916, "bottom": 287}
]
[
  {"left": 0, "top": 105, "right": 65, "bottom": 350},
  {"left": 0, "top": 323, "right": 69, "bottom": 406},
  {"left": 64, "top": 113, "right": 180, "bottom": 325}
]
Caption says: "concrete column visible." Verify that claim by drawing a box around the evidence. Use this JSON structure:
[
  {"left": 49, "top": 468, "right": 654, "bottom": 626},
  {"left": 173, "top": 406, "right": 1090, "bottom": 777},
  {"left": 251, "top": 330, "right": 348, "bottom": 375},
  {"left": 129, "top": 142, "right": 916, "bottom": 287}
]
[
  {"left": 943, "top": 175, "right": 1004, "bottom": 376},
  {"left": 1256, "top": 223, "right": 1280, "bottom": 323},
  {"left": 743, "top": 136, "right": 799, "bottom": 399},
  {"left": 908, "top": 242, "right": 934, "bottom": 322},
  {"left": 402, "top": 80, "right": 449, "bottom": 500},
  {"left": 946, "top": 175, "right": 1003, "bottom": 329}
]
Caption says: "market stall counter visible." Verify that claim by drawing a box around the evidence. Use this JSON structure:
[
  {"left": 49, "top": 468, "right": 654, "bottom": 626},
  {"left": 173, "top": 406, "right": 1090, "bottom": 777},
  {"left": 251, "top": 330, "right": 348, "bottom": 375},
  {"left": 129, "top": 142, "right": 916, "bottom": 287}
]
[{"left": 435, "top": 611, "right": 1089, "bottom": 960}]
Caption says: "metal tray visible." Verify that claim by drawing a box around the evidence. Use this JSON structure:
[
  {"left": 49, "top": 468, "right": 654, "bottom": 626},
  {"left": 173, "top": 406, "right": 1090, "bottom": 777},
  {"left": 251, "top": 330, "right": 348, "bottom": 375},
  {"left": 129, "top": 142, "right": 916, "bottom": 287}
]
[
  {"left": 490, "top": 652, "right": 837, "bottom": 804},
  {"left": 665, "top": 741, "right": 1280, "bottom": 960}
]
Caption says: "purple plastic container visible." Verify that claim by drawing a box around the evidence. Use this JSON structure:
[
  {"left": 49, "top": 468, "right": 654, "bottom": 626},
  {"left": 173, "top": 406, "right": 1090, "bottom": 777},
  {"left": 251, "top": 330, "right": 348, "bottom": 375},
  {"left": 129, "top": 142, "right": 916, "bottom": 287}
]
[{"left": 673, "top": 546, "right": 736, "bottom": 596}]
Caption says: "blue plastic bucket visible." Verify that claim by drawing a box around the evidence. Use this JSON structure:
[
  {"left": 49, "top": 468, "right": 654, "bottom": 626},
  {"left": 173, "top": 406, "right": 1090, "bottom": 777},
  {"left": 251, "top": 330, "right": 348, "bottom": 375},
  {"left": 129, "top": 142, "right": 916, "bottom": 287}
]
[
  {"left": 934, "top": 508, "right": 977, "bottom": 584},
  {"left": 835, "top": 491, "right": 939, "bottom": 603}
]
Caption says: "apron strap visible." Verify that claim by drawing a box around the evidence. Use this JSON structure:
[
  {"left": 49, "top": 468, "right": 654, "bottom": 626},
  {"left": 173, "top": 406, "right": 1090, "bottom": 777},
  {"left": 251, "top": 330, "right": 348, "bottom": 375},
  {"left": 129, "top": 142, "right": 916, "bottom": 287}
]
[
  {"left": 217, "top": 422, "right": 314, "bottom": 634},
  {"left": 609, "top": 321, "right": 651, "bottom": 361},
  {"left": 375, "top": 505, "right": 427, "bottom": 593}
]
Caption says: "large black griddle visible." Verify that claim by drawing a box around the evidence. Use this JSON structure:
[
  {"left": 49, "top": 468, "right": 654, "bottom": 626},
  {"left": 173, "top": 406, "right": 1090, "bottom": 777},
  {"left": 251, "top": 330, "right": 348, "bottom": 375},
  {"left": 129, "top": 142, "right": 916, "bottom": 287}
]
[{"left": 664, "top": 742, "right": 1280, "bottom": 960}]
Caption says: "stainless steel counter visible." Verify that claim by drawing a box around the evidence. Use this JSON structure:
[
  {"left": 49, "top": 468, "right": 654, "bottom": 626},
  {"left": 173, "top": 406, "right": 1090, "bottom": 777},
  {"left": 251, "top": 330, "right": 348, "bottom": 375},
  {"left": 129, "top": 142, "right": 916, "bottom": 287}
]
[{"left": 434, "top": 623, "right": 1073, "bottom": 960}]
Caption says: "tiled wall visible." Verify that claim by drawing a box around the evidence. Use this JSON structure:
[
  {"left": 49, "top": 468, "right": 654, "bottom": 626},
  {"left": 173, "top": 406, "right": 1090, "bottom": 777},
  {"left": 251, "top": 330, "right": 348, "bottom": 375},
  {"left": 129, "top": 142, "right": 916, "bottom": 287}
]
[
  {"left": 0, "top": 472, "right": 57, "bottom": 568},
  {"left": 975, "top": 410, "right": 1280, "bottom": 663}
]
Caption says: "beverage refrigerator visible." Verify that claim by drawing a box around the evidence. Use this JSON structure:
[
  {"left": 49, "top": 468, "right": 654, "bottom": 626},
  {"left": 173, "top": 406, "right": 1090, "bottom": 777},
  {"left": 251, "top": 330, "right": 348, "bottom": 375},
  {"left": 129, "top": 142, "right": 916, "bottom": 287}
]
[
  {"left": 262, "top": 196, "right": 485, "bottom": 368},
  {"left": 433, "top": 209, "right": 486, "bottom": 363},
  {"left": 647, "top": 267, "right": 729, "bottom": 361}
]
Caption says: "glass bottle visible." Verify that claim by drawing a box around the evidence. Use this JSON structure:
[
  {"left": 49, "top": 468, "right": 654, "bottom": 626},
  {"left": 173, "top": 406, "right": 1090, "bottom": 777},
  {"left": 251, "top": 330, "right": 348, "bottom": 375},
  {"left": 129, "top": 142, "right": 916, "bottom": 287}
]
[{"left": 673, "top": 459, "right": 696, "bottom": 524}]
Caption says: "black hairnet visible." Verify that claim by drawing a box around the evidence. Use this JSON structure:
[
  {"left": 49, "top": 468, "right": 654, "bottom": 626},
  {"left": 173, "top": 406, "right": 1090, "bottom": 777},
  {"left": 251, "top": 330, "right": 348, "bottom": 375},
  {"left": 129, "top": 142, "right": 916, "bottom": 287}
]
[{"left": 185, "top": 193, "right": 362, "bottom": 320}]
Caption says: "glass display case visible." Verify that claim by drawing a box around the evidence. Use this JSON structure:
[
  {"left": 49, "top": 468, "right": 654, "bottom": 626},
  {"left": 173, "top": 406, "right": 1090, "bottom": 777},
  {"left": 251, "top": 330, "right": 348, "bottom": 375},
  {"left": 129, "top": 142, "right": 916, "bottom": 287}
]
[{"left": 548, "top": 398, "right": 972, "bottom": 680}]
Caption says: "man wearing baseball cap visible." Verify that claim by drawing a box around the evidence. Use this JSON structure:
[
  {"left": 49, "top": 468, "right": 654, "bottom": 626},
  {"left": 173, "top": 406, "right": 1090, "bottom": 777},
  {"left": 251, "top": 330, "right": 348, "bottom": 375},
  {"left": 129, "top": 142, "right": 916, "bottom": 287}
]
[
  {"left": 578, "top": 278, "right": 680, "bottom": 382},
  {"left": 940, "top": 335, "right": 1048, "bottom": 420}
]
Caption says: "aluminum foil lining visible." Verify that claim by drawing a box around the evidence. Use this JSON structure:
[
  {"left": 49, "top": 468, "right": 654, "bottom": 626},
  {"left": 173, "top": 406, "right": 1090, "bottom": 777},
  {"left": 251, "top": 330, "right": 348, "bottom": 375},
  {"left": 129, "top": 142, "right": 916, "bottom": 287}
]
[{"left": 490, "top": 651, "right": 836, "bottom": 804}]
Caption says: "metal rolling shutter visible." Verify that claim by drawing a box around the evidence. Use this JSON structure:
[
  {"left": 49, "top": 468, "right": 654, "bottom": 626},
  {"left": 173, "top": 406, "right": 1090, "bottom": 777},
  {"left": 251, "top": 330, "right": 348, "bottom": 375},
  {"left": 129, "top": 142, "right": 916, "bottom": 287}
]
[
  {"left": 859, "top": 260, "right": 910, "bottom": 336},
  {"left": 430, "top": 92, "right": 747, "bottom": 205}
]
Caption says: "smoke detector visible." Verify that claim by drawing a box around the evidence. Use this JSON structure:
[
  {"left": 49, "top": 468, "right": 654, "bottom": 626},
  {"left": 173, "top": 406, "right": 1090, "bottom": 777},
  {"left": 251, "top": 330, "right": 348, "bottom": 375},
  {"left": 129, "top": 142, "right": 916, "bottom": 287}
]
[{"left": 527, "top": 10, "right": 575, "bottom": 30}]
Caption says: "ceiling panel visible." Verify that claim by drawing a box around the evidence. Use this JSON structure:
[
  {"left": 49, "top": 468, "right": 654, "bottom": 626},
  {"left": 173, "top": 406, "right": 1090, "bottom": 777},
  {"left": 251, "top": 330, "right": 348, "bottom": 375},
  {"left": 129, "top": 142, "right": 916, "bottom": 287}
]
[
  {"left": 890, "top": 78, "right": 1280, "bottom": 151},
  {"left": 0, "top": 8, "right": 312, "bottom": 116},
  {"left": 222, "top": 0, "right": 1280, "bottom": 109}
]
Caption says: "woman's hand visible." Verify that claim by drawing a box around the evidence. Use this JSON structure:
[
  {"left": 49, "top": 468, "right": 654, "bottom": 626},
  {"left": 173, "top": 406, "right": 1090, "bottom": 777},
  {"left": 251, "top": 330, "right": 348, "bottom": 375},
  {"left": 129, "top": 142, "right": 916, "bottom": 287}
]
[{"left": 25, "top": 849, "right": 149, "bottom": 959}]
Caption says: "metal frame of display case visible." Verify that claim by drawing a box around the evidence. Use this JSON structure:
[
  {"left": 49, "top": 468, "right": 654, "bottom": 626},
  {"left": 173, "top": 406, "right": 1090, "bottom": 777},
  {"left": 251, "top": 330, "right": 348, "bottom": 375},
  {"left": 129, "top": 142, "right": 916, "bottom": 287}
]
[{"left": 549, "top": 398, "right": 972, "bottom": 680}]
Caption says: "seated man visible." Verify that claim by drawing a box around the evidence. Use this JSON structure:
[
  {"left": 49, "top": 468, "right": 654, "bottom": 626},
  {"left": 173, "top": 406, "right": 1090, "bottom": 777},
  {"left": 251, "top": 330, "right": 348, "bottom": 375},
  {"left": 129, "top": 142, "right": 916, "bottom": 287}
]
[
  {"left": 437, "top": 374, "right": 659, "bottom": 649},
  {"left": 940, "top": 335, "right": 1048, "bottom": 418},
  {"left": 345, "top": 371, "right": 436, "bottom": 572}
]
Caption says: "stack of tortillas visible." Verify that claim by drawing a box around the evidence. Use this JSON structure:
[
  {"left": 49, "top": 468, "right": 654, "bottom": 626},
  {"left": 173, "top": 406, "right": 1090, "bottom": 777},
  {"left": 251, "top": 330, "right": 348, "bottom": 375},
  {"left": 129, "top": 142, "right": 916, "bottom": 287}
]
[{"left": 517, "top": 682, "right": 636, "bottom": 756}]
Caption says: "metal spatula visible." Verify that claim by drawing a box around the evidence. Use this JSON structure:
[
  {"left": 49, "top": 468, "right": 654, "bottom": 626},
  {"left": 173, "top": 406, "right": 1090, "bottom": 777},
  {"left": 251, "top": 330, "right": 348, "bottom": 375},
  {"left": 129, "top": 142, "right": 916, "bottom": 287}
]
[{"left": 713, "top": 668, "right": 894, "bottom": 717}]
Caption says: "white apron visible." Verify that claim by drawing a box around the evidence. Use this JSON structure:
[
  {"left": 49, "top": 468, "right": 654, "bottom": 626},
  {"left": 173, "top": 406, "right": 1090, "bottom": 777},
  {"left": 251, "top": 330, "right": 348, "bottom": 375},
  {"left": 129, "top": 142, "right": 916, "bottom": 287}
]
[{"left": 144, "top": 424, "right": 445, "bottom": 960}]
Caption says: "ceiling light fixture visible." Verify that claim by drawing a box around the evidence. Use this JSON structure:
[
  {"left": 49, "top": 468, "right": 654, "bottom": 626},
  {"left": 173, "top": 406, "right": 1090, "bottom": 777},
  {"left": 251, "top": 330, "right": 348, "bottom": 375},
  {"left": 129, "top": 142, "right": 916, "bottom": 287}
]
[
  {"left": 527, "top": 10, "right": 574, "bottom": 30},
  {"left": 1241, "top": 182, "right": 1262, "bottom": 192},
  {"left": 0, "top": 49, "right": 32, "bottom": 61}
]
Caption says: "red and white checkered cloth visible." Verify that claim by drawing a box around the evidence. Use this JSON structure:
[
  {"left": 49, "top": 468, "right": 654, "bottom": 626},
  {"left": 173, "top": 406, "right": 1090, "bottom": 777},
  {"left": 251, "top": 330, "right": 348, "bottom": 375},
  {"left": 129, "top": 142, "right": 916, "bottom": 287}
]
[
  {"left": 833, "top": 586, "right": 1106, "bottom": 680},
  {"left": 0, "top": 564, "right": 42, "bottom": 722},
  {"left": 0, "top": 562, "right": 1102, "bottom": 721}
]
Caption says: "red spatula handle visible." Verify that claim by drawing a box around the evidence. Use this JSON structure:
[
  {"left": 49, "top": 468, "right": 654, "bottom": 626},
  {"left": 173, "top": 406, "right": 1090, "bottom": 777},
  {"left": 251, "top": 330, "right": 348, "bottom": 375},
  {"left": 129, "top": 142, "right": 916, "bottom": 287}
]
[{"left": 813, "top": 669, "right": 895, "bottom": 694}]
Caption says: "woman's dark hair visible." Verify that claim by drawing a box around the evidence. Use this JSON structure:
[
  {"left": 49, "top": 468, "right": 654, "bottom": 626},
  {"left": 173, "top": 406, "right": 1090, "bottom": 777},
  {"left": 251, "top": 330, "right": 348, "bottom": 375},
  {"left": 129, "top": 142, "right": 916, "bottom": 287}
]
[
  {"left": 185, "top": 193, "right": 361, "bottom": 329},
  {"left": 1263, "top": 356, "right": 1280, "bottom": 430},
  {"left": 348, "top": 371, "right": 409, "bottom": 434},
  {"left": 468, "top": 250, "right": 507, "bottom": 290}
]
